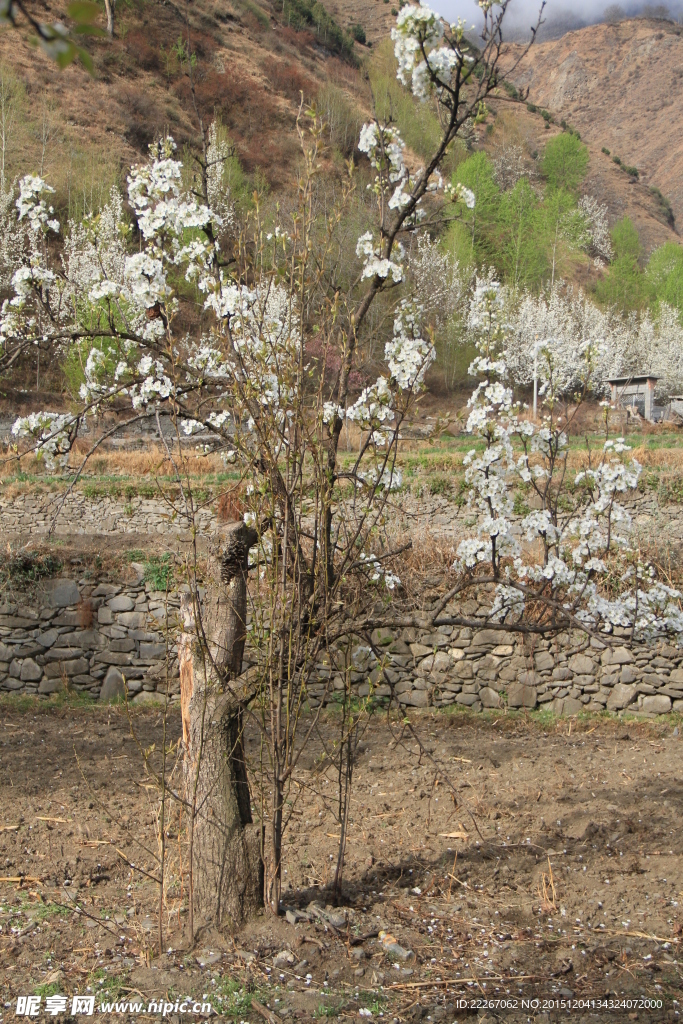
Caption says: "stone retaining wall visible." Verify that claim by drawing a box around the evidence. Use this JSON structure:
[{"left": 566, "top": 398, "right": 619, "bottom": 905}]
[
  {"left": 0, "top": 573, "right": 182, "bottom": 703},
  {"left": 1, "top": 488, "right": 682, "bottom": 548},
  {"left": 1, "top": 576, "right": 681, "bottom": 717},
  {"left": 307, "top": 624, "right": 683, "bottom": 718}
]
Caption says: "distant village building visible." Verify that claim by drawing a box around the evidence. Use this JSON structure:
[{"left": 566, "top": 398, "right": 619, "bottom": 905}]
[{"left": 607, "top": 375, "right": 659, "bottom": 422}]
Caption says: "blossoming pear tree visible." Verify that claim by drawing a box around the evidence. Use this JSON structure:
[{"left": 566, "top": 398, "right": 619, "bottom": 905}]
[
  {"left": 426, "top": 275, "right": 683, "bottom": 645},
  {"left": 5, "top": 1, "right": 564, "bottom": 925}
]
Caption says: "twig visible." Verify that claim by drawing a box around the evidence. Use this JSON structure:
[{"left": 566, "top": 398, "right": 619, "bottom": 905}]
[
  {"left": 250, "top": 999, "right": 281, "bottom": 1024},
  {"left": 60, "top": 886, "right": 119, "bottom": 936},
  {"left": 115, "top": 848, "right": 162, "bottom": 885}
]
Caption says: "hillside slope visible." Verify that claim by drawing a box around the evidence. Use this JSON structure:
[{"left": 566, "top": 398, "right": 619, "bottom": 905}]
[
  {"left": 512, "top": 18, "right": 683, "bottom": 240},
  {"left": 0, "top": 0, "right": 371, "bottom": 198}
]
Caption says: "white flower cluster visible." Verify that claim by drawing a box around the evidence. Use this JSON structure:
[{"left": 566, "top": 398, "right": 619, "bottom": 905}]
[
  {"left": 391, "top": 3, "right": 472, "bottom": 101},
  {"left": 12, "top": 411, "right": 75, "bottom": 470},
  {"left": 386, "top": 300, "right": 436, "bottom": 389},
  {"left": 355, "top": 231, "right": 403, "bottom": 283},
  {"left": 359, "top": 552, "right": 401, "bottom": 590},
  {"left": 444, "top": 181, "right": 475, "bottom": 209},
  {"left": 347, "top": 377, "right": 394, "bottom": 426},
  {"left": 505, "top": 286, "right": 623, "bottom": 396},
  {"left": 127, "top": 136, "right": 214, "bottom": 291},
  {"left": 16, "top": 176, "right": 60, "bottom": 235},
  {"left": 578, "top": 195, "right": 613, "bottom": 265}
]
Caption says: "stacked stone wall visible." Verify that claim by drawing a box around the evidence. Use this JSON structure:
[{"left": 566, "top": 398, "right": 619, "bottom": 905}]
[{"left": 1, "top": 576, "right": 681, "bottom": 717}]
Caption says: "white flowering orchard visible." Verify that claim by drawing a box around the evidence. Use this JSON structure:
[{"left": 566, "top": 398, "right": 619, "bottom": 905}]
[{"left": 443, "top": 275, "right": 683, "bottom": 644}]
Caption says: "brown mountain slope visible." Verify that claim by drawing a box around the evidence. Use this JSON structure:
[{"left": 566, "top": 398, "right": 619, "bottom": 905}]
[
  {"left": 512, "top": 18, "right": 683, "bottom": 237},
  {"left": 322, "top": 0, "right": 396, "bottom": 47},
  {"left": 0, "top": 1, "right": 677, "bottom": 264},
  {"left": 0, "top": 0, "right": 370, "bottom": 198}
]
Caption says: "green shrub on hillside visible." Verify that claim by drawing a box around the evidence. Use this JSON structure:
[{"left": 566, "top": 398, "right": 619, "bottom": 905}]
[{"left": 542, "top": 131, "right": 589, "bottom": 193}]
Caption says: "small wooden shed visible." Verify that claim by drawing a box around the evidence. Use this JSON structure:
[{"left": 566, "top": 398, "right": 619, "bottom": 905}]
[{"left": 607, "top": 375, "right": 659, "bottom": 422}]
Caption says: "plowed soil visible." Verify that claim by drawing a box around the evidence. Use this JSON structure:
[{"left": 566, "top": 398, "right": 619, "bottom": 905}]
[{"left": 0, "top": 699, "right": 681, "bottom": 1023}]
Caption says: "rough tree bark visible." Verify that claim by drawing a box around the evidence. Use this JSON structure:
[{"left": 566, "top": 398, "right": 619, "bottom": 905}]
[{"left": 179, "top": 522, "right": 262, "bottom": 930}]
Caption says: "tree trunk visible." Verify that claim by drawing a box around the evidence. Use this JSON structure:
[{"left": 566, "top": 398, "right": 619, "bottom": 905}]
[
  {"left": 179, "top": 522, "right": 262, "bottom": 930},
  {"left": 103, "top": 0, "right": 115, "bottom": 37}
]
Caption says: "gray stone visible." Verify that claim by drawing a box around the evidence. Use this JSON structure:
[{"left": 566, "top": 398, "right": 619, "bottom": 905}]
[
  {"left": 134, "top": 690, "right": 163, "bottom": 703},
  {"left": 20, "top": 658, "right": 42, "bottom": 681},
  {"left": 642, "top": 694, "right": 672, "bottom": 715},
  {"left": 44, "top": 647, "right": 83, "bottom": 661},
  {"left": 568, "top": 653, "right": 595, "bottom": 675},
  {"left": 479, "top": 686, "right": 501, "bottom": 708},
  {"left": 3, "top": 677, "right": 25, "bottom": 690},
  {"left": 674, "top": 700, "right": 683, "bottom": 712},
  {"left": 100, "top": 667, "right": 126, "bottom": 702},
  {"left": 92, "top": 584, "right": 121, "bottom": 597},
  {"left": 98, "top": 606, "right": 113, "bottom": 625},
  {"left": 42, "top": 579, "right": 81, "bottom": 608},
  {"left": 410, "top": 643, "right": 432, "bottom": 659},
  {"left": 562, "top": 697, "right": 583, "bottom": 716},
  {"left": 399, "top": 690, "right": 429, "bottom": 707},
  {"left": 38, "top": 677, "right": 65, "bottom": 694},
  {"left": 52, "top": 612, "right": 81, "bottom": 627},
  {"left": 371, "top": 627, "right": 394, "bottom": 647},
  {"left": 432, "top": 651, "right": 451, "bottom": 673},
  {"left": 44, "top": 658, "right": 89, "bottom": 678},
  {"left": 109, "top": 638, "right": 136, "bottom": 653},
  {"left": 9, "top": 659, "right": 21, "bottom": 678},
  {"left": 642, "top": 673, "right": 668, "bottom": 688},
  {"left": 456, "top": 691, "right": 479, "bottom": 706},
  {"left": 416, "top": 655, "right": 435, "bottom": 677},
  {"left": 535, "top": 651, "right": 555, "bottom": 672},
  {"left": 36, "top": 629, "right": 59, "bottom": 648},
  {"left": 117, "top": 612, "right": 147, "bottom": 628},
  {"left": 602, "top": 645, "right": 634, "bottom": 667},
  {"left": 507, "top": 682, "right": 537, "bottom": 708},
  {"left": 519, "top": 670, "right": 540, "bottom": 687},
  {"left": 471, "top": 628, "right": 508, "bottom": 648},
  {"left": 74, "top": 630, "right": 103, "bottom": 649},
  {"left": 95, "top": 651, "right": 133, "bottom": 666},
  {"left": 606, "top": 682, "right": 637, "bottom": 711},
  {"left": 669, "top": 668, "right": 683, "bottom": 684},
  {"left": 620, "top": 665, "right": 639, "bottom": 684},
  {"left": 108, "top": 595, "right": 135, "bottom": 612}
]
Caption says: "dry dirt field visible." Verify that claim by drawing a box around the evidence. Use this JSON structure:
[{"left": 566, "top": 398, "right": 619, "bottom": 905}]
[{"left": 0, "top": 701, "right": 681, "bottom": 1023}]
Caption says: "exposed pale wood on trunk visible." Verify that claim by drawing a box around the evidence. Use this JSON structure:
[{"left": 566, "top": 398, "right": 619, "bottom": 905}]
[{"left": 180, "top": 522, "right": 262, "bottom": 928}]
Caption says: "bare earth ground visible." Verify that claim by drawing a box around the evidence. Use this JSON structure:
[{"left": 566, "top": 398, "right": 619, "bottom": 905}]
[{"left": 0, "top": 701, "right": 681, "bottom": 1023}]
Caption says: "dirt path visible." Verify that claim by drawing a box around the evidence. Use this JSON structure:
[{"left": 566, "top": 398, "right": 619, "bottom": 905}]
[{"left": 0, "top": 701, "right": 680, "bottom": 1022}]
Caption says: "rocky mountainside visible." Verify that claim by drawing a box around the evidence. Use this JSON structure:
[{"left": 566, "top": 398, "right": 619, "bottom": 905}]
[
  {"left": 512, "top": 17, "right": 683, "bottom": 239},
  {"left": 0, "top": 5, "right": 678, "bottom": 262}
]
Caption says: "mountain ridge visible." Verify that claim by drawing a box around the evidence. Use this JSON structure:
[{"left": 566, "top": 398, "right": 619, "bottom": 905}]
[{"left": 511, "top": 17, "right": 683, "bottom": 235}]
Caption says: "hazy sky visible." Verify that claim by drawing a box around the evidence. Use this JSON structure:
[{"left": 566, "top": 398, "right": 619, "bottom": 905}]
[{"left": 430, "top": 0, "right": 621, "bottom": 29}]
